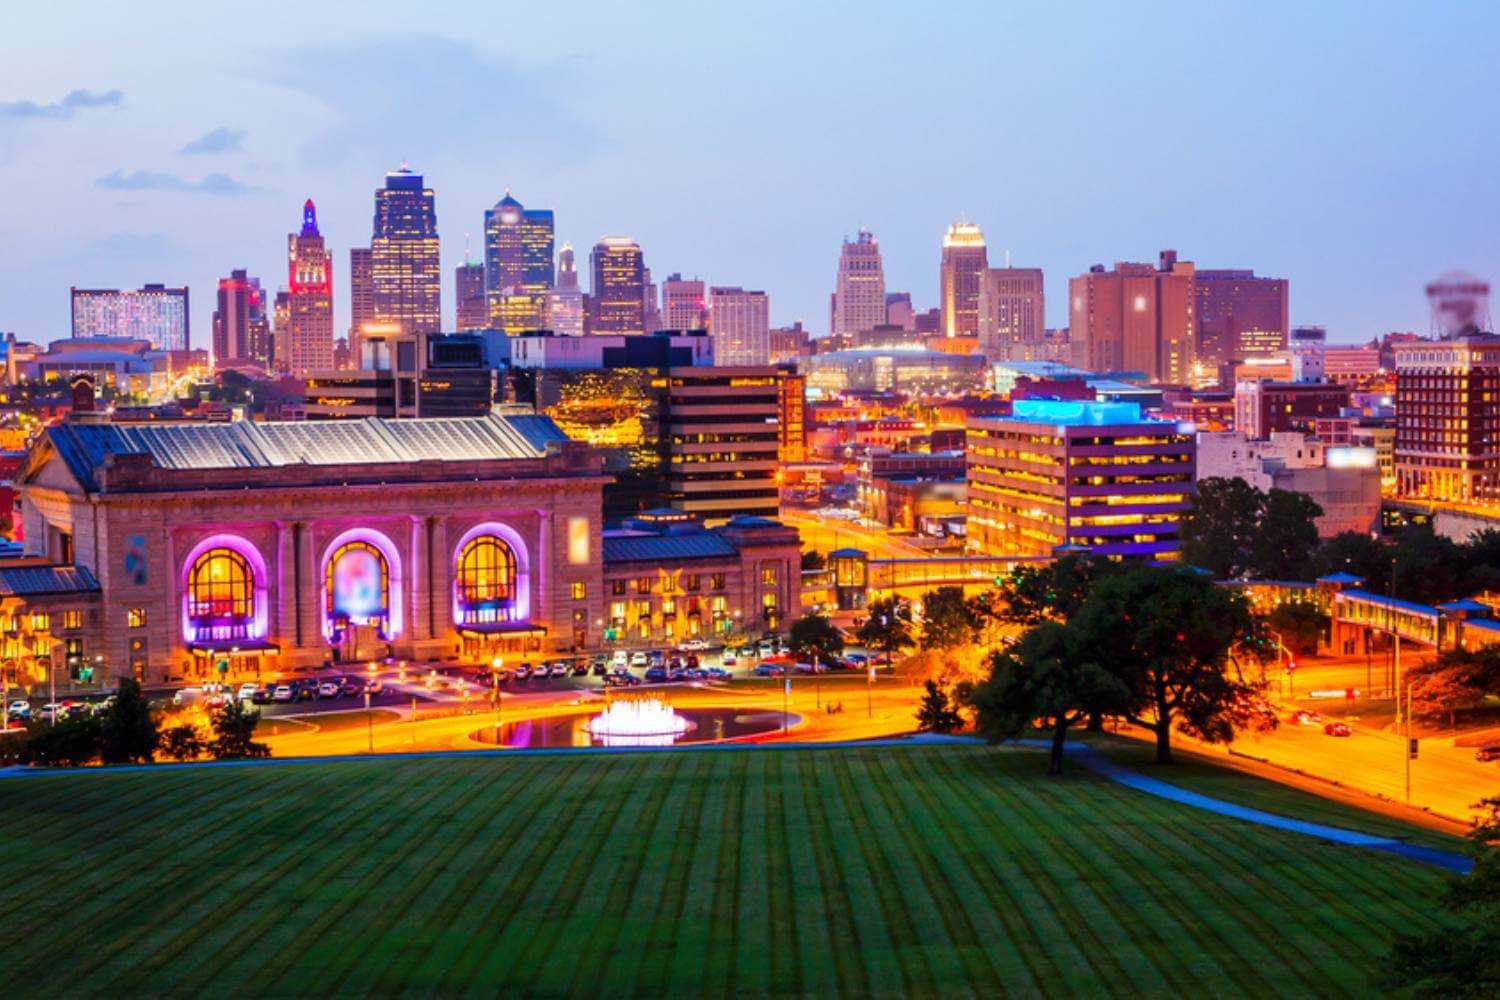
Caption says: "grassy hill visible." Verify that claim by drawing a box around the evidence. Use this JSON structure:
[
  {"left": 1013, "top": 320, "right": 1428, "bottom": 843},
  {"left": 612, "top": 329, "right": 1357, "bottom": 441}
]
[{"left": 0, "top": 745, "right": 1452, "bottom": 996}]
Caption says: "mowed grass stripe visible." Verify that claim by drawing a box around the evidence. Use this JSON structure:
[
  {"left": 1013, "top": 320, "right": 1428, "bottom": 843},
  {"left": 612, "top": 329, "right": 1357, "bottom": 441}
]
[
  {"left": 700, "top": 752, "right": 749, "bottom": 996},
  {"left": 792, "top": 752, "right": 869, "bottom": 996},
  {"left": 731, "top": 750, "right": 776, "bottom": 997},
  {"left": 665, "top": 751, "right": 737, "bottom": 992},
  {"left": 775, "top": 751, "right": 840, "bottom": 997}
]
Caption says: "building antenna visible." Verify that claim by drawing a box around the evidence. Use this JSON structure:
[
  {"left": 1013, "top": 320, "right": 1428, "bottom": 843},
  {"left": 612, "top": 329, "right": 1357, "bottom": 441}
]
[{"left": 1005, "top": 248, "right": 1012, "bottom": 268}]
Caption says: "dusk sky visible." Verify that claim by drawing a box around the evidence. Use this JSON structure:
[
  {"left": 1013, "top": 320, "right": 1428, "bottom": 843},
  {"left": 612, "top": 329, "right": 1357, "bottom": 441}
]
[{"left": 3, "top": 0, "right": 1497, "bottom": 345}]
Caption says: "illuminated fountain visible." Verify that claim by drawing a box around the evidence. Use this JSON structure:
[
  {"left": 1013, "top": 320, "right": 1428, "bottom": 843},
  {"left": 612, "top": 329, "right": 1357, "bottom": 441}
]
[{"left": 585, "top": 697, "right": 695, "bottom": 747}]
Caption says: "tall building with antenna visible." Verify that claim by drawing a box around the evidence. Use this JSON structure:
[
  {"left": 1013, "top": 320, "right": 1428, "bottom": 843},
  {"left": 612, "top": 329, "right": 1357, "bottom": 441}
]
[
  {"left": 483, "top": 190, "right": 554, "bottom": 334},
  {"left": 940, "top": 220, "right": 988, "bottom": 338},
  {"left": 285, "top": 199, "right": 334, "bottom": 374},
  {"left": 831, "top": 228, "right": 886, "bottom": 338},
  {"left": 370, "top": 165, "right": 441, "bottom": 336}
]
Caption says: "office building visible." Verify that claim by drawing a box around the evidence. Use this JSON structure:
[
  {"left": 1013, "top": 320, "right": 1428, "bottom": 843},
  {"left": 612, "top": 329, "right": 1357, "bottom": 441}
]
[
  {"left": 348, "top": 247, "right": 374, "bottom": 348},
  {"left": 939, "top": 221, "right": 987, "bottom": 338},
  {"left": 708, "top": 286, "right": 770, "bottom": 365},
  {"left": 590, "top": 238, "right": 646, "bottom": 335},
  {"left": 370, "top": 166, "right": 441, "bottom": 335},
  {"left": 885, "top": 292, "right": 915, "bottom": 330},
  {"left": 831, "top": 229, "right": 887, "bottom": 338},
  {"left": 1289, "top": 325, "right": 1327, "bottom": 383},
  {"left": 1234, "top": 378, "right": 1350, "bottom": 439},
  {"left": 769, "top": 322, "right": 812, "bottom": 363},
  {"left": 977, "top": 267, "right": 1045, "bottom": 361},
  {"left": 544, "top": 244, "right": 585, "bottom": 337},
  {"left": 455, "top": 261, "right": 487, "bottom": 332},
  {"left": 301, "top": 331, "right": 493, "bottom": 420},
  {"left": 285, "top": 199, "right": 335, "bottom": 375},
  {"left": 1394, "top": 333, "right": 1500, "bottom": 503},
  {"left": 70, "top": 284, "right": 189, "bottom": 351},
  {"left": 212, "top": 270, "right": 271, "bottom": 371},
  {"left": 1068, "top": 250, "right": 1196, "bottom": 384},
  {"left": 1197, "top": 431, "right": 1381, "bottom": 537},
  {"left": 1194, "top": 269, "right": 1289, "bottom": 368},
  {"left": 643, "top": 267, "right": 659, "bottom": 334},
  {"left": 800, "top": 347, "right": 988, "bottom": 396},
  {"left": 966, "top": 398, "right": 1195, "bottom": 559},
  {"left": 661, "top": 274, "right": 707, "bottom": 331},
  {"left": 483, "top": 191, "right": 554, "bottom": 334}
]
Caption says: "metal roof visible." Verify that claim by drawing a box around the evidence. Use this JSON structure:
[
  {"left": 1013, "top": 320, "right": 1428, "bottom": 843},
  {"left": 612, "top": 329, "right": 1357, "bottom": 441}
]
[
  {"left": 42, "top": 413, "right": 570, "bottom": 486},
  {"left": 602, "top": 531, "right": 738, "bottom": 564},
  {"left": 0, "top": 564, "right": 101, "bottom": 596}
]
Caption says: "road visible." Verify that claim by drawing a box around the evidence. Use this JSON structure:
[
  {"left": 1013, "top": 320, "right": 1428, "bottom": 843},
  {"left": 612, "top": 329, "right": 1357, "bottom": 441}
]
[{"left": 781, "top": 508, "right": 931, "bottom": 559}]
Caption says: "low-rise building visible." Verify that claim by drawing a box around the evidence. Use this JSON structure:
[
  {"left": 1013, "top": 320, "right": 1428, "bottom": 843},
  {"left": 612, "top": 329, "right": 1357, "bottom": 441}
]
[{"left": 1196, "top": 431, "right": 1381, "bottom": 537}]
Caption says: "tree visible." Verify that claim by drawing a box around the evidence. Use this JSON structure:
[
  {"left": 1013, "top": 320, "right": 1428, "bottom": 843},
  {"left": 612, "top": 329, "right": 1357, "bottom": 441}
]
[
  {"left": 1392, "top": 524, "right": 1465, "bottom": 606},
  {"left": 100, "top": 678, "right": 158, "bottom": 764},
  {"left": 1071, "top": 563, "right": 1275, "bottom": 763},
  {"left": 915, "top": 680, "right": 963, "bottom": 734},
  {"left": 856, "top": 597, "right": 913, "bottom": 665},
  {"left": 1308, "top": 530, "right": 1391, "bottom": 591},
  {"left": 208, "top": 699, "right": 270, "bottom": 760},
  {"left": 1407, "top": 647, "right": 1500, "bottom": 729},
  {"left": 993, "top": 553, "right": 1113, "bottom": 626},
  {"left": 1250, "top": 488, "right": 1323, "bottom": 580},
  {"left": 1179, "top": 477, "right": 1263, "bottom": 579},
  {"left": 20, "top": 713, "right": 103, "bottom": 767},
  {"left": 919, "top": 586, "right": 982, "bottom": 651},
  {"left": 1265, "top": 601, "right": 1329, "bottom": 655},
  {"left": 1384, "top": 796, "right": 1500, "bottom": 997},
  {"left": 159, "top": 724, "right": 205, "bottom": 762},
  {"left": 966, "top": 621, "right": 1130, "bottom": 774},
  {"left": 800, "top": 549, "right": 826, "bottom": 571},
  {"left": 1460, "top": 529, "right": 1500, "bottom": 595},
  {"left": 787, "top": 613, "right": 844, "bottom": 667}
]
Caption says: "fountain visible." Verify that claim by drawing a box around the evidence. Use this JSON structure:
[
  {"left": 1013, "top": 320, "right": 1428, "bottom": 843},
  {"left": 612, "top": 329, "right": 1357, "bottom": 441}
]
[{"left": 585, "top": 697, "right": 695, "bottom": 747}]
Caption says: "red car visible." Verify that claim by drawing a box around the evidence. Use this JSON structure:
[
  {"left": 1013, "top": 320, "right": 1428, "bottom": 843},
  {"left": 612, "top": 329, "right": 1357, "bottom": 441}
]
[
  {"left": 1475, "top": 745, "right": 1500, "bottom": 763},
  {"left": 1323, "top": 722, "right": 1352, "bottom": 738}
]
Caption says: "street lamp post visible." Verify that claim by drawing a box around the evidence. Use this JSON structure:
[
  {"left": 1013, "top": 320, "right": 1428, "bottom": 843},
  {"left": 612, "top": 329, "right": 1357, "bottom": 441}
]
[{"left": 491, "top": 655, "right": 503, "bottom": 745}]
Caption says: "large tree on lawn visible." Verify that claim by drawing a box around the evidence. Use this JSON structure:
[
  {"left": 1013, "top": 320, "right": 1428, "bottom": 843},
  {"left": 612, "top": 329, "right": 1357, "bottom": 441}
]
[
  {"left": 993, "top": 552, "right": 1114, "bottom": 626},
  {"left": 788, "top": 612, "right": 844, "bottom": 666},
  {"left": 1250, "top": 488, "right": 1323, "bottom": 580},
  {"left": 1071, "top": 563, "right": 1275, "bottom": 763},
  {"left": 856, "top": 597, "right": 914, "bottom": 665},
  {"left": 918, "top": 586, "right": 983, "bottom": 650},
  {"left": 1179, "top": 476, "right": 1263, "bottom": 579},
  {"left": 966, "top": 621, "right": 1130, "bottom": 774}
]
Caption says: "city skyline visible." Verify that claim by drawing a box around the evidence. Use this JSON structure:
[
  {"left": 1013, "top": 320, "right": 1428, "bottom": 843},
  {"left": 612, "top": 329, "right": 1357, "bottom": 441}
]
[{"left": 3, "top": 2, "right": 1498, "bottom": 345}]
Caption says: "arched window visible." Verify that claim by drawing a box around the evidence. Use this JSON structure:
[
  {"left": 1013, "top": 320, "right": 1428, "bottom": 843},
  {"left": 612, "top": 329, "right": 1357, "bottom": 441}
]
[
  {"left": 326, "top": 540, "right": 390, "bottom": 625},
  {"left": 187, "top": 547, "right": 256, "bottom": 639},
  {"left": 455, "top": 535, "right": 519, "bottom": 623}
]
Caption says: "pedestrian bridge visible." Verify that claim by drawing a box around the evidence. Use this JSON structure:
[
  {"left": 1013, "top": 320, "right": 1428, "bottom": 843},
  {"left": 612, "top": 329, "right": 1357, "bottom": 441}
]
[{"left": 802, "top": 551, "right": 1050, "bottom": 610}]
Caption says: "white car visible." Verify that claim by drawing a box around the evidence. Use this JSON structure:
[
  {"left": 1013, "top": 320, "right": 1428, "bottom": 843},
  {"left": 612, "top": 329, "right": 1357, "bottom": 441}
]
[
  {"left": 7, "top": 699, "right": 31, "bottom": 720},
  {"left": 272, "top": 684, "right": 294, "bottom": 702},
  {"left": 721, "top": 651, "right": 737, "bottom": 666},
  {"left": 680, "top": 638, "right": 709, "bottom": 652},
  {"left": 237, "top": 683, "right": 259, "bottom": 701},
  {"left": 549, "top": 663, "right": 570, "bottom": 678},
  {"left": 630, "top": 651, "right": 649, "bottom": 667},
  {"left": 317, "top": 680, "right": 341, "bottom": 699},
  {"left": 611, "top": 650, "right": 629, "bottom": 668}
]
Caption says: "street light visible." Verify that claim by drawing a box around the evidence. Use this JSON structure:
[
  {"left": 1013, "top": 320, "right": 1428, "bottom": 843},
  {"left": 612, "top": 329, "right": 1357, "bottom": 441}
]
[{"left": 491, "top": 656, "right": 503, "bottom": 745}]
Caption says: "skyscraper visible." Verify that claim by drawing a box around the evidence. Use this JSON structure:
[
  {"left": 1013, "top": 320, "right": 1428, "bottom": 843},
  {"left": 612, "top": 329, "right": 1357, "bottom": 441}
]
[
  {"left": 977, "top": 267, "right": 1045, "bottom": 361},
  {"left": 70, "top": 284, "right": 189, "bottom": 350},
  {"left": 370, "top": 166, "right": 441, "bottom": 335},
  {"left": 544, "top": 244, "right": 585, "bottom": 337},
  {"left": 1194, "top": 269, "right": 1289, "bottom": 368},
  {"left": 286, "top": 199, "right": 335, "bottom": 375},
  {"left": 455, "top": 260, "right": 487, "bottom": 331},
  {"left": 661, "top": 274, "right": 707, "bottom": 330},
  {"left": 708, "top": 286, "right": 771, "bottom": 365},
  {"left": 1069, "top": 250, "right": 1196, "bottom": 384},
  {"left": 348, "top": 247, "right": 374, "bottom": 349},
  {"left": 590, "top": 238, "right": 646, "bottom": 335},
  {"left": 483, "top": 190, "right": 554, "bottom": 334},
  {"left": 642, "top": 267, "right": 659, "bottom": 333},
  {"left": 831, "top": 228, "right": 886, "bottom": 338},
  {"left": 212, "top": 270, "right": 270, "bottom": 370},
  {"left": 939, "top": 221, "right": 987, "bottom": 338}
]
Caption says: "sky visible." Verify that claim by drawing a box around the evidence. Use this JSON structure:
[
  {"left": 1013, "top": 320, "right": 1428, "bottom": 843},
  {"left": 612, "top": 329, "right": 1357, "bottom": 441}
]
[{"left": 2, "top": 0, "right": 1497, "bottom": 347}]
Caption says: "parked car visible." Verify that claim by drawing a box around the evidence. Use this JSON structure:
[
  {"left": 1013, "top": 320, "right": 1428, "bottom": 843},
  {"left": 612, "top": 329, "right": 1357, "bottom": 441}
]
[
  {"left": 250, "top": 687, "right": 274, "bottom": 705},
  {"left": 680, "top": 638, "right": 709, "bottom": 652},
  {"left": 1323, "top": 722, "right": 1352, "bottom": 738},
  {"left": 757, "top": 639, "right": 775, "bottom": 656},
  {"left": 794, "top": 661, "right": 828, "bottom": 674},
  {"left": 591, "top": 660, "right": 609, "bottom": 677},
  {"left": 644, "top": 666, "right": 668, "bottom": 683},
  {"left": 1476, "top": 745, "right": 1500, "bottom": 763},
  {"left": 721, "top": 650, "right": 737, "bottom": 667},
  {"left": 237, "top": 682, "right": 260, "bottom": 701},
  {"left": 8, "top": 700, "right": 32, "bottom": 721},
  {"left": 630, "top": 651, "right": 649, "bottom": 667},
  {"left": 272, "top": 684, "right": 295, "bottom": 703},
  {"left": 340, "top": 676, "right": 366, "bottom": 697},
  {"left": 318, "top": 680, "right": 342, "bottom": 699},
  {"left": 754, "top": 663, "right": 785, "bottom": 677},
  {"left": 612, "top": 650, "right": 629, "bottom": 668},
  {"left": 1290, "top": 710, "right": 1322, "bottom": 726},
  {"left": 702, "top": 667, "right": 730, "bottom": 681}
]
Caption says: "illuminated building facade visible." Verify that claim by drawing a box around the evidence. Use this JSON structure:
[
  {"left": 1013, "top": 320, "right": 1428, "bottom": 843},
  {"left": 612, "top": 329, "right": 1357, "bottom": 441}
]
[
  {"left": 966, "top": 399, "right": 1194, "bottom": 559},
  {"left": 348, "top": 247, "right": 374, "bottom": 348},
  {"left": 1394, "top": 333, "right": 1500, "bottom": 503},
  {"left": 1069, "top": 250, "right": 1196, "bottom": 384},
  {"left": 301, "top": 332, "right": 493, "bottom": 419},
  {"left": 544, "top": 244, "right": 585, "bottom": 337},
  {"left": 1197, "top": 431, "right": 1380, "bottom": 537},
  {"left": 939, "top": 221, "right": 987, "bottom": 338},
  {"left": 212, "top": 269, "right": 271, "bottom": 370},
  {"left": 800, "top": 347, "right": 988, "bottom": 396},
  {"left": 778, "top": 368, "right": 807, "bottom": 463},
  {"left": 1233, "top": 379, "right": 1350, "bottom": 439},
  {"left": 661, "top": 274, "right": 707, "bottom": 331},
  {"left": 832, "top": 229, "right": 886, "bottom": 338},
  {"left": 71, "top": 284, "right": 189, "bottom": 351},
  {"left": 1194, "top": 268, "right": 1289, "bottom": 368},
  {"left": 483, "top": 192, "right": 554, "bottom": 334},
  {"left": 286, "top": 199, "right": 335, "bottom": 375},
  {"left": 977, "top": 267, "right": 1045, "bottom": 361},
  {"left": 708, "top": 286, "right": 770, "bottom": 365},
  {"left": 455, "top": 261, "right": 488, "bottom": 331},
  {"left": 590, "top": 238, "right": 646, "bottom": 335},
  {"left": 370, "top": 167, "right": 441, "bottom": 335}
]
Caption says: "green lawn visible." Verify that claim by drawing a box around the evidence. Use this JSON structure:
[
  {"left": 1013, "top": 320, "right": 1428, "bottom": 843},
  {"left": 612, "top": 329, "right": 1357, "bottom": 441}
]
[{"left": 0, "top": 745, "right": 1452, "bottom": 996}]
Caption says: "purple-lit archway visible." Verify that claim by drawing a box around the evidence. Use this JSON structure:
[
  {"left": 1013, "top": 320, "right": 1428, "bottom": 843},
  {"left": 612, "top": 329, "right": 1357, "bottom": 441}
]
[
  {"left": 180, "top": 533, "right": 270, "bottom": 646},
  {"left": 452, "top": 521, "right": 531, "bottom": 627},
  {"left": 320, "top": 527, "right": 404, "bottom": 643}
]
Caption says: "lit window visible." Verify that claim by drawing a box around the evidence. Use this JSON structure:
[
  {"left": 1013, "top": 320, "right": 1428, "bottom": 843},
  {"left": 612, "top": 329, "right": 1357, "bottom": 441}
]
[
  {"left": 62, "top": 610, "right": 83, "bottom": 631},
  {"left": 761, "top": 566, "right": 779, "bottom": 588},
  {"left": 127, "top": 608, "right": 147, "bottom": 629},
  {"left": 711, "top": 573, "right": 726, "bottom": 590},
  {"left": 454, "top": 535, "right": 518, "bottom": 625},
  {"left": 571, "top": 581, "right": 587, "bottom": 601},
  {"left": 30, "top": 613, "right": 50, "bottom": 632}
]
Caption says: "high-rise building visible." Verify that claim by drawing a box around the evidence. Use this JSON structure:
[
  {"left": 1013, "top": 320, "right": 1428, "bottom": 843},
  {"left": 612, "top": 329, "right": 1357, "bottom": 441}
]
[
  {"left": 831, "top": 229, "right": 886, "bottom": 338},
  {"left": 769, "top": 322, "right": 812, "bottom": 363},
  {"left": 1394, "top": 332, "right": 1500, "bottom": 503},
  {"left": 483, "top": 191, "right": 554, "bottom": 334},
  {"left": 643, "top": 267, "right": 660, "bottom": 333},
  {"left": 370, "top": 166, "right": 441, "bottom": 335},
  {"left": 977, "top": 267, "right": 1045, "bottom": 361},
  {"left": 661, "top": 274, "right": 707, "bottom": 330},
  {"left": 939, "top": 221, "right": 987, "bottom": 338},
  {"left": 1194, "top": 269, "right": 1289, "bottom": 368},
  {"left": 272, "top": 291, "right": 291, "bottom": 365},
  {"left": 966, "top": 399, "right": 1195, "bottom": 559},
  {"left": 455, "top": 261, "right": 487, "bottom": 332},
  {"left": 544, "top": 244, "right": 585, "bottom": 337},
  {"left": 590, "top": 238, "right": 646, "bottom": 335},
  {"left": 348, "top": 247, "right": 374, "bottom": 350},
  {"left": 285, "top": 199, "right": 334, "bottom": 375},
  {"left": 212, "top": 270, "right": 270, "bottom": 370},
  {"left": 1068, "top": 250, "right": 1197, "bottom": 384},
  {"left": 885, "top": 292, "right": 915, "bottom": 330},
  {"left": 70, "top": 284, "right": 189, "bottom": 351},
  {"left": 708, "top": 287, "right": 770, "bottom": 365}
]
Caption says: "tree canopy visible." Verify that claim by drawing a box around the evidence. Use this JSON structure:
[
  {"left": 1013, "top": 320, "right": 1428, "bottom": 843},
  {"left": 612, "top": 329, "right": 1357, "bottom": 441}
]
[
  {"left": 856, "top": 597, "right": 914, "bottom": 663},
  {"left": 788, "top": 612, "right": 844, "bottom": 666},
  {"left": 919, "top": 586, "right": 984, "bottom": 650}
]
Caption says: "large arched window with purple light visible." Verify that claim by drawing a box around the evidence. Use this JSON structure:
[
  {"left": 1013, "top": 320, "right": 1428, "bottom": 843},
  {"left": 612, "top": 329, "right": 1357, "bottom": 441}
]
[
  {"left": 452, "top": 523, "right": 530, "bottom": 628},
  {"left": 326, "top": 540, "right": 390, "bottom": 630},
  {"left": 180, "top": 535, "right": 268, "bottom": 646}
]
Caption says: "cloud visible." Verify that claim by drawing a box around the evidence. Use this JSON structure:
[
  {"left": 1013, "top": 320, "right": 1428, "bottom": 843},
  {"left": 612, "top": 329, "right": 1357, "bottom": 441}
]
[
  {"left": 94, "top": 169, "right": 259, "bottom": 196},
  {"left": 180, "top": 126, "right": 247, "bottom": 155},
  {"left": 0, "top": 88, "right": 123, "bottom": 120},
  {"left": 259, "top": 35, "right": 598, "bottom": 168}
]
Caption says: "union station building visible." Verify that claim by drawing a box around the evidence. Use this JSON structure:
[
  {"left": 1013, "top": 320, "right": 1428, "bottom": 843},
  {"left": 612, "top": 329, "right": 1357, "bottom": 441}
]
[{"left": 10, "top": 412, "right": 799, "bottom": 689}]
